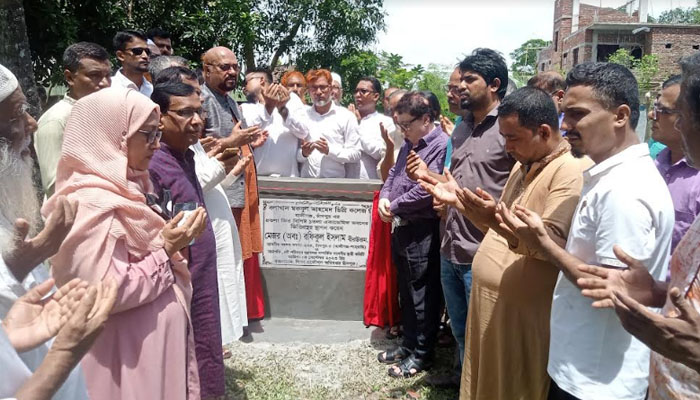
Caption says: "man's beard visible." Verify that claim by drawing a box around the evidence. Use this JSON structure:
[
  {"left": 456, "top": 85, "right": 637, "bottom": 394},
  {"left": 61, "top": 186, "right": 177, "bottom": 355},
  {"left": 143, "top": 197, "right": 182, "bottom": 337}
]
[
  {"left": 0, "top": 138, "right": 41, "bottom": 251},
  {"left": 313, "top": 97, "right": 331, "bottom": 108}
]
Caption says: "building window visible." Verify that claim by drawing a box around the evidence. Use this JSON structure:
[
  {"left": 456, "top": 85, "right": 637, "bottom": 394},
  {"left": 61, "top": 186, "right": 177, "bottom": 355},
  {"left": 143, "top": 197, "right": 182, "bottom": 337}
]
[
  {"left": 554, "top": 31, "right": 559, "bottom": 52},
  {"left": 573, "top": 48, "right": 579, "bottom": 65},
  {"left": 693, "top": 45, "right": 699, "bottom": 50},
  {"left": 665, "top": 43, "right": 672, "bottom": 49}
]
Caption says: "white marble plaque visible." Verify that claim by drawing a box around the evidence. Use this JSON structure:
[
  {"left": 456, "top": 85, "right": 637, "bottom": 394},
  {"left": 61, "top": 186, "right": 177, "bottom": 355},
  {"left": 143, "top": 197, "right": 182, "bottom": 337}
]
[{"left": 260, "top": 198, "right": 373, "bottom": 268}]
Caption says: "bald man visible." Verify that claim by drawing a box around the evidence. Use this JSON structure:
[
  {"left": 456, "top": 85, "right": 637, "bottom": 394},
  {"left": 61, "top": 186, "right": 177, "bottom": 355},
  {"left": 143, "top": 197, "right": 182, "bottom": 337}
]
[{"left": 200, "top": 47, "right": 267, "bottom": 333}]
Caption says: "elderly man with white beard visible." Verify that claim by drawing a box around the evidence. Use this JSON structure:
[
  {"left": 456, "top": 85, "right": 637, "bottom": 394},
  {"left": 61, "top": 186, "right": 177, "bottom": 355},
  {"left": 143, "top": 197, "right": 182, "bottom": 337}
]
[{"left": 0, "top": 63, "right": 89, "bottom": 399}]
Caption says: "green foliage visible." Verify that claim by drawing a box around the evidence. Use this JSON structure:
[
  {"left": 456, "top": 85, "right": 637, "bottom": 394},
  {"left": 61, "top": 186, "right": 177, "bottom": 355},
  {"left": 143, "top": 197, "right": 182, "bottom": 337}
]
[
  {"left": 376, "top": 51, "right": 424, "bottom": 90},
  {"left": 607, "top": 48, "right": 659, "bottom": 97},
  {"left": 23, "top": 0, "right": 386, "bottom": 86},
  {"left": 417, "top": 64, "right": 454, "bottom": 120},
  {"left": 656, "top": 7, "right": 700, "bottom": 24},
  {"left": 510, "top": 38, "right": 551, "bottom": 83}
]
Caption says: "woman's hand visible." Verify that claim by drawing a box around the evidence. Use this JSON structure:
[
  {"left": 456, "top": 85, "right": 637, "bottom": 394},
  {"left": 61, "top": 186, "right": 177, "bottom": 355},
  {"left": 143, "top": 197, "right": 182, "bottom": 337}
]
[{"left": 161, "top": 208, "right": 207, "bottom": 256}]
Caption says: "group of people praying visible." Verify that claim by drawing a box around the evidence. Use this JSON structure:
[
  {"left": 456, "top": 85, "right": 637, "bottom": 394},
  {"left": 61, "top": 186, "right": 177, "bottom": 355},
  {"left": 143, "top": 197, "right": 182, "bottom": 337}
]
[{"left": 0, "top": 24, "right": 699, "bottom": 400}]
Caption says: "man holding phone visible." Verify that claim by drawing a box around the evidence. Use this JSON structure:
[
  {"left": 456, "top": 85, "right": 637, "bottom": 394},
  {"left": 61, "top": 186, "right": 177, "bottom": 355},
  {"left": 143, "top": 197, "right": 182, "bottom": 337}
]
[{"left": 149, "top": 81, "right": 226, "bottom": 398}]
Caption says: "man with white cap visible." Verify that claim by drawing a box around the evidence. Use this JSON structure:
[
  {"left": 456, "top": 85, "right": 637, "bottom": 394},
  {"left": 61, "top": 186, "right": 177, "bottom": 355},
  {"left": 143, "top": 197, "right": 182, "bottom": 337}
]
[
  {"left": 0, "top": 63, "right": 92, "bottom": 399},
  {"left": 331, "top": 72, "right": 343, "bottom": 105}
]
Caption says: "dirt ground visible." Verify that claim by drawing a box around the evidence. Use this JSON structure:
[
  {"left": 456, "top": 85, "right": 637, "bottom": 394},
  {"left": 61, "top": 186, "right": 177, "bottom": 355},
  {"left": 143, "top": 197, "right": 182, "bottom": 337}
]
[{"left": 224, "top": 331, "right": 459, "bottom": 400}]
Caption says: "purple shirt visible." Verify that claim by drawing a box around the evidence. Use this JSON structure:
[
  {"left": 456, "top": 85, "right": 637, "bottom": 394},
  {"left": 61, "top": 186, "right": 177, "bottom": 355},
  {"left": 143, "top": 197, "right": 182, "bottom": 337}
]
[
  {"left": 655, "top": 147, "right": 700, "bottom": 252},
  {"left": 379, "top": 125, "right": 448, "bottom": 221},
  {"left": 149, "top": 142, "right": 225, "bottom": 397}
]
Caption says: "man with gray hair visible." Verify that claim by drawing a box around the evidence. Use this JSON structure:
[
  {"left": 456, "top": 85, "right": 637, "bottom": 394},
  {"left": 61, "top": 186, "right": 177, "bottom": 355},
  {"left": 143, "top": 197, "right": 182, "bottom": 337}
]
[
  {"left": 331, "top": 72, "right": 343, "bottom": 105},
  {"left": 148, "top": 55, "right": 188, "bottom": 81}
]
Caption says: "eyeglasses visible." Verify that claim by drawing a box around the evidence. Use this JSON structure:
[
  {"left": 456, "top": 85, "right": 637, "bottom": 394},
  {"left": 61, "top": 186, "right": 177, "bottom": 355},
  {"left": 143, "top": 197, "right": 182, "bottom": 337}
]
[
  {"left": 354, "top": 88, "right": 375, "bottom": 96},
  {"left": 137, "top": 128, "right": 162, "bottom": 144},
  {"left": 396, "top": 116, "right": 420, "bottom": 132},
  {"left": 167, "top": 107, "right": 207, "bottom": 120},
  {"left": 208, "top": 63, "right": 239, "bottom": 72},
  {"left": 309, "top": 84, "right": 330, "bottom": 93},
  {"left": 126, "top": 47, "right": 152, "bottom": 57},
  {"left": 445, "top": 85, "right": 460, "bottom": 94},
  {"left": 652, "top": 103, "right": 680, "bottom": 120}
]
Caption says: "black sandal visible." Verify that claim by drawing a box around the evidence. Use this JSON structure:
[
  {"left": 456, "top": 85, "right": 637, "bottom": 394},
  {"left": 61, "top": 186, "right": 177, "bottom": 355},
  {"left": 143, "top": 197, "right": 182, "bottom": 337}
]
[
  {"left": 387, "top": 354, "right": 432, "bottom": 378},
  {"left": 377, "top": 346, "right": 412, "bottom": 364}
]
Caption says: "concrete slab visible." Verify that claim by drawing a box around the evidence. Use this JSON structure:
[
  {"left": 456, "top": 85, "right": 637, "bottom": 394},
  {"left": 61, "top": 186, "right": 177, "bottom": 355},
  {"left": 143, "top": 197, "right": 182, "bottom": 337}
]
[
  {"left": 260, "top": 266, "right": 365, "bottom": 320},
  {"left": 241, "top": 318, "right": 387, "bottom": 345}
]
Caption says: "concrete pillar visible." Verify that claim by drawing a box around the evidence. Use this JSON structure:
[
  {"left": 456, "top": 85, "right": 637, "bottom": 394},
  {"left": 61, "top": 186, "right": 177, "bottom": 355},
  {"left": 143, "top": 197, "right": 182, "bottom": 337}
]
[
  {"left": 572, "top": 0, "right": 580, "bottom": 32},
  {"left": 639, "top": 0, "right": 649, "bottom": 23}
]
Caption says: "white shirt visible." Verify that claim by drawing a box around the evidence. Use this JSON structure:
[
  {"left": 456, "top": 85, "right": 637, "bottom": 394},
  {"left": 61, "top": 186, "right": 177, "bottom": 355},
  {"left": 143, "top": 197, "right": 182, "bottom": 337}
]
[
  {"left": 190, "top": 142, "right": 248, "bottom": 343},
  {"left": 111, "top": 69, "right": 153, "bottom": 97},
  {"left": 352, "top": 111, "right": 396, "bottom": 180},
  {"left": 548, "top": 143, "right": 674, "bottom": 400},
  {"left": 285, "top": 102, "right": 361, "bottom": 178},
  {"left": 241, "top": 102, "right": 305, "bottom": 177}
]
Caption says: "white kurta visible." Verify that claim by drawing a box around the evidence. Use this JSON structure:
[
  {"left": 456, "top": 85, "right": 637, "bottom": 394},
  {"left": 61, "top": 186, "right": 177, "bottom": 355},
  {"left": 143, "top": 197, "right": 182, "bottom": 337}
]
[
  {"left": 0, "top": 253, "right": 88, "bottom": 400},
  {"left": 191, "top": 142, "right": 248, "bottom": 344}
]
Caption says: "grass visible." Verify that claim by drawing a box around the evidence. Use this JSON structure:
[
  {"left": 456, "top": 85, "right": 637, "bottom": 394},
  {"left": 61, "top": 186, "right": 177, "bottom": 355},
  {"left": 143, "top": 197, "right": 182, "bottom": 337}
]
[{"left": 224, "top": 334, "right": 459, "bottom": 400}]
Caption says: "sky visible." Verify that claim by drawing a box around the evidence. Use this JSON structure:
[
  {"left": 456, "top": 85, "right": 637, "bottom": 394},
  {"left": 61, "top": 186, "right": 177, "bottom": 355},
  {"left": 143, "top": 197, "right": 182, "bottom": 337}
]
[{"left": 375, "top": 0, "right": 698, "bottom": 69}]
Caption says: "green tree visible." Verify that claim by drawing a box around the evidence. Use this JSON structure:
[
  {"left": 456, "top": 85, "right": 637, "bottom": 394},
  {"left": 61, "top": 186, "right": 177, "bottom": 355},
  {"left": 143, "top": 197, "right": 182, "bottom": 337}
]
[
  {"left": 23, "top": 0, "right": 386, "bottom": 87},
  {"left": 607, "top": 48, "right": 659, "bottom": 98},
  {"left": 656, "top": 6, "right": 700, "bottom": 24},
  {"left": 376, "top": 52, "right": 423, "bottom": 90},
  {"left": 510, "top": 38, "right": 551, "bottom": 83},
  {"left": 416, "top": 64, "right": 454, "bottom": 120}
]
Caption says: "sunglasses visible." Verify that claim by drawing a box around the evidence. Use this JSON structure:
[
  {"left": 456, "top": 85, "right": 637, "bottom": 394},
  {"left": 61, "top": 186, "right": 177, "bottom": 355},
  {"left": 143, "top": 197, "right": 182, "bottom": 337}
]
[
  {"left": 209, "top": 63, "right": 239, "bottom": 72},
  {"left": 127, "top": 47, "right": 152, "bottom": 57},
  {"left": 652, "top": 103, "right": 679, "bottom": 120},
  {"left": 354, "top": 88, "right": 375, "bottom": 96}
]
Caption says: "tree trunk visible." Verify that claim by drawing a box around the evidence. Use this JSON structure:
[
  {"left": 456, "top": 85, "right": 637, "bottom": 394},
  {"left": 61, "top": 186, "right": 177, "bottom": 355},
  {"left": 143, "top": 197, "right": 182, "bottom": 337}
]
[
  {"left": 0, "top": 0, "right": 41, "bottom": 115},
  {"left": 269, "top": 17, "right": 303, "bottom": 68}
]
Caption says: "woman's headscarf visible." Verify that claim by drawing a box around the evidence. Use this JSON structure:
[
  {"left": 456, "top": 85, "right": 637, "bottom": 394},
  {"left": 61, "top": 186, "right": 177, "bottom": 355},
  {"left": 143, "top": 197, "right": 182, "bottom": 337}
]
[{"left": 42, "top": 87, "right": 175, "bottom": 284}]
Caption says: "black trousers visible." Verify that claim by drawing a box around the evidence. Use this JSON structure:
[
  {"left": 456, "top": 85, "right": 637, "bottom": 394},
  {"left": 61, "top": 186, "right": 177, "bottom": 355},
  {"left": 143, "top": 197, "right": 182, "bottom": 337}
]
[
  {"left": 547, "top": 379, "right": 582, "bottom": 400},
  {"left": 390, "top": 219, "right": 442, "bottom": 361}
]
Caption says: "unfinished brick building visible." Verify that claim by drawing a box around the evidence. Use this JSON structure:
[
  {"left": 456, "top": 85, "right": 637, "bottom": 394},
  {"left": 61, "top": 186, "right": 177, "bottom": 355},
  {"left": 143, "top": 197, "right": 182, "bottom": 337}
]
[{"left": 537, "top": 0, "right": 700, "bottom": 79}]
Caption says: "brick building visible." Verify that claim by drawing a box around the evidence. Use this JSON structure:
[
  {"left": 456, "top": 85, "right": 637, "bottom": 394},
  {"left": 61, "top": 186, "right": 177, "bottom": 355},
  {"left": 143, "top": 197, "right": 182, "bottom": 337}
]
[{"left": 537, "top": 0, "right": 700, "bottom": 79}]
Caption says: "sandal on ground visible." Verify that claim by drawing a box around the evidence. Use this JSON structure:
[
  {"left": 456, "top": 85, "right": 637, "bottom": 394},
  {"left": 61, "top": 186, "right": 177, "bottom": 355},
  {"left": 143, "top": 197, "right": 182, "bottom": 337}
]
[
  {"left": 388, "top": 354, "right": 432, "bottom": 378},
  {"left": 377, "top": 346, "right": 412, "bottom": 364}
]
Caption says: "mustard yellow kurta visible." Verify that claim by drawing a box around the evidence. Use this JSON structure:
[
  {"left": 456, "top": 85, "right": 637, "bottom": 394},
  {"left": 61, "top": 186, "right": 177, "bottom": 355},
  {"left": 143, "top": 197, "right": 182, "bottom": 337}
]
[{"left": 460, "top": 144, "right": 593, "bottom": 400}]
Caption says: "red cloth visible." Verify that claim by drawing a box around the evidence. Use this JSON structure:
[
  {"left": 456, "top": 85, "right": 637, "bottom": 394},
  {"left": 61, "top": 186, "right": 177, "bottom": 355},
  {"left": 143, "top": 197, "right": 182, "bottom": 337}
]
[
  {"left": 243, "top": 254, "right": 265, "bottom": 320},
  {"left": 363, "top": 191, "right": 400, "bottom": 327}
]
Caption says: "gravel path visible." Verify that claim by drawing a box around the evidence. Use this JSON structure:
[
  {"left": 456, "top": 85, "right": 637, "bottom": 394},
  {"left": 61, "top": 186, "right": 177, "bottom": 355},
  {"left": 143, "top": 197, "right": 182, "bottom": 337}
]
[{"left": 225, "top": 336, "right": 459, "bottom": 400}]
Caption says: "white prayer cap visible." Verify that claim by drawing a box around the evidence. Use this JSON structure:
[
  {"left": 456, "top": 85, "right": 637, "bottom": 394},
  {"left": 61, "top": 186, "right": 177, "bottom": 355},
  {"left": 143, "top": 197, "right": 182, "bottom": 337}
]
[
  {"left": 331, "top": 72, "right": 342, "bottom": 87},
  {"left": 0, "top": 64, "right": 19, "bottom": 103},
  {"left": 147, "top": 39, "right": 156, "bottom": 46}
]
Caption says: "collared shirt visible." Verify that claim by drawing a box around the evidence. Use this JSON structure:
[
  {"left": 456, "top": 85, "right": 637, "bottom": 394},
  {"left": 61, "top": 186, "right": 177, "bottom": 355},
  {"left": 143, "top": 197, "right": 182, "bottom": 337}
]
[
  {"left": 34, "top": 94, "right": 76, "bottom": 197},
  {"left": 441, "top": 107, "right": 514, "bottom": 264},
  {"left": 201, "top": 83, "right": 246, "bottom": 208},
  {"left": 655, "top": 147, "right": 700, "bottom": 253},
  {"left": 379, "top": 126, "right": 448, "bottom": 221},
  {"left": 285, "top": 102, "right": 361, "bottom": 178},
  {"left": 241, "top": 102, "right": 306, "bottom": 177},
  {"left": 548, "top": 143, "right": 675, "bottom": 400},
  {"left": 353, "top": 111, "right": 396, "bottom": 180},
  {"left": 111, "top": 69, "right": 153, "bottom": 97}
]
